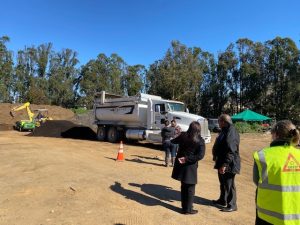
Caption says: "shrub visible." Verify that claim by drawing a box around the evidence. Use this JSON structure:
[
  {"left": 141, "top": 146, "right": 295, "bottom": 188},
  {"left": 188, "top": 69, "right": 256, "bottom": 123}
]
[
  {"left": 250, "top": 123, "right": 263, "bottom": 133},
  {"left": 234, "top": 122, "right": 263, "bottom": 133},
  {"left": 71, "top": 107, "right": 88, "bottom": 115}
]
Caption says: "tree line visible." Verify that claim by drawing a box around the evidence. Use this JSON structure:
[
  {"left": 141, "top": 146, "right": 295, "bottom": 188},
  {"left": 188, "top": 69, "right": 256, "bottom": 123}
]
[{"left": 0, "top": 36, "right": 299, "bottom": 122}]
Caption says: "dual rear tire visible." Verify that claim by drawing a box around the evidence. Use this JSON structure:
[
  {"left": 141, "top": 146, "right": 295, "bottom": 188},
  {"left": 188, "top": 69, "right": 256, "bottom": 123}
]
[{"left": 97, "top": 126, "right": 120, "bottom": 143}]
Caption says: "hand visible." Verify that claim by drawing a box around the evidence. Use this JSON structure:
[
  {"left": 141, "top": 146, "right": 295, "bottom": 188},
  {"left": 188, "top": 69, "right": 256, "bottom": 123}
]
[
  {"left": 178, "top": 157, "right": 186, "bottom": 164},
  {"left": 218, "top": 166, "right": 226, "bottom": 174}
]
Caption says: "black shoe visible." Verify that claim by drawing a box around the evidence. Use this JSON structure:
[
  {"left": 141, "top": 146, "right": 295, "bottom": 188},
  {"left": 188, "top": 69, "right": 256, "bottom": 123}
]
[
  {"left": 221, "top": 207, "right": 237, "bottom": 212},
  {"left": 182, "top": 209, "right": 198, "bottom": 215},
  {"left": 212, "top": 200, "right": 226, "bottom": 208}
]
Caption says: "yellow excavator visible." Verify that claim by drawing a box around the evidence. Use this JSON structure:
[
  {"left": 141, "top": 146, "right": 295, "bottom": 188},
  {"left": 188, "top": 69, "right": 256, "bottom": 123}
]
[{"left": 10, "top": 102, "right": 52, "bottom": 131}]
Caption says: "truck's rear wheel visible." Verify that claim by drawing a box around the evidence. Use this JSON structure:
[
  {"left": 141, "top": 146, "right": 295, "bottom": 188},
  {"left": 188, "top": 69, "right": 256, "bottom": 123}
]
[
  {"left": 107, "top": 126, "right": 119, "bottom": 143},
  {"left": 97, "top": 126, "right": 107, "bottom": 141}
]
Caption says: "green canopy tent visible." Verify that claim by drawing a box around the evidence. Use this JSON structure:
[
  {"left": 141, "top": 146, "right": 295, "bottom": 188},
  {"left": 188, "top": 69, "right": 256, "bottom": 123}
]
[{"left": 231, "top": 109, "right": 271, "bottom": 122}]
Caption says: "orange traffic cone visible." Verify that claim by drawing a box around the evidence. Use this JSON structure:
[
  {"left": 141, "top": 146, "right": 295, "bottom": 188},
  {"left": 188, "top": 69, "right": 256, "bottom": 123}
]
[{"left": 116, "top": 141, "right": 124, "bottom": 161}]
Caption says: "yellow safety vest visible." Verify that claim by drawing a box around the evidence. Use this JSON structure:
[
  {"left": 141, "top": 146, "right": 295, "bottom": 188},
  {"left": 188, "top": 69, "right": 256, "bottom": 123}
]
[{"left": 253, "top": 145, "right": 300, "bottom": 225}]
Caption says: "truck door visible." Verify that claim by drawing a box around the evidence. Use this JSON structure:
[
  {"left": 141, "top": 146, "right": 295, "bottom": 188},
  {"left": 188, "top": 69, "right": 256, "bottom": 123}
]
[{"left": 154, "top": 103, "right": 167, "bottom": 129}]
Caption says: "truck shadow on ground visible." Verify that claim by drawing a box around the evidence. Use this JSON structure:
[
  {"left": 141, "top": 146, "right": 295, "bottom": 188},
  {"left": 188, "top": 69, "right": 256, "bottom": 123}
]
[
  {"left": 110, "top": 182, "right": 212, "bottom": 214},
  {"left": 125, "top": 141, "right": 163, "bottom": 151}
]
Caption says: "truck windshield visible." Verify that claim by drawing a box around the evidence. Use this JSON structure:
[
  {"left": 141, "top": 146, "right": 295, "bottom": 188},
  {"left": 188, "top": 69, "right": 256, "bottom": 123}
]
[{"left": 167, "top": 103, "right": 185, "bottom": 112}]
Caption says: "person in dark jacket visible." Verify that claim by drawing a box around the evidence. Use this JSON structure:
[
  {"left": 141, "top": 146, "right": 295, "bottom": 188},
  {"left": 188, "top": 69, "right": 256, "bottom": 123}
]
[
  {"left": 161, "top": 120, "right": 176, "bottom": 167},
  {"left": 212, "top": 114, "right": 240, "bottom": 212},
  {"left": 171, "top": 121, "right": 206, "bottom": 215}
]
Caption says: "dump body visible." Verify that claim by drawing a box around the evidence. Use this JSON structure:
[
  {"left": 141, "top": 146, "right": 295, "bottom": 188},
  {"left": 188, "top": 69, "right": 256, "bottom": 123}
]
[{"left": 94, "top": 91, "right": 211, "bottom": 143}]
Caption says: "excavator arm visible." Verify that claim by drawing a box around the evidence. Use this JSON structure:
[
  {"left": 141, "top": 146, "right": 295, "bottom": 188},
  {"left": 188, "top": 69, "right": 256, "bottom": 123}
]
[{"left": 10, "top": 102, "right": 35, "bottom": 122}]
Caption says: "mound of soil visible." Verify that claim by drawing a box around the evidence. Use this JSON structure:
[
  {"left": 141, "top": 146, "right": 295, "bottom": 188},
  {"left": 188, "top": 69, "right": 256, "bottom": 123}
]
[
  {"left": 30, "top": 120, "right": 97, "bottom": 140},
  {"left": 61, "top": 127, "right": 97, "bottom": 140},
  {"left": 0, "top": 124, "right": 14, "bottom": 131},
  {"left": 0, "top": 103, "right": 75, "bottom": 131}
]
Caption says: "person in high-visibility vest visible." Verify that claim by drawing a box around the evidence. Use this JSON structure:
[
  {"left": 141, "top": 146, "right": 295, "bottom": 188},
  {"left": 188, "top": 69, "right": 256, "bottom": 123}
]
[{"left": 253, "top": 120, "right": 300, "bottom": 225}]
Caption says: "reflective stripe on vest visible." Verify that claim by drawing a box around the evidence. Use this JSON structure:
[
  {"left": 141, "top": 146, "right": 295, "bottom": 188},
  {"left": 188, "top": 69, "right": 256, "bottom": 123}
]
[
  {"left": 257, "top": 206, "right": 300, "bottom": 221},
  {"left": 254, "top": 146, "right": 300, "bottom": 224}
]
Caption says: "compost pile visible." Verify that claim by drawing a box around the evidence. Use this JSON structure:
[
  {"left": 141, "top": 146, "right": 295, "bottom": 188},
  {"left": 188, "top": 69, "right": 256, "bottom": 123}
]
[
  {"left": 29, "top": 120, "right": 97, "bottom": 140},
  {"left": 0, "top": 103, "right": 97, "bottom": 141},
  {"left": 0, "top": 103, "right": 75, "bottom": 131}
]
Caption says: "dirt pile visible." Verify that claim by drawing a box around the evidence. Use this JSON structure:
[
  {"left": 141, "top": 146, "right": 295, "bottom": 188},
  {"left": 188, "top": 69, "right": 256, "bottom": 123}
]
[
  {"left": 0, "top": 103, "right": 98, "bottom": 141},
  {"left": 0, "top": 103, "right": 75, "bottom": 131},
  {"left": 29, "top": 120, "right": 97, "bottom": 140},
  {"left": 61, "top": 126, "right": 97, "bottom": 140},
  {"left": 0, "top": 124, "right": 14, "bottom": 131}
]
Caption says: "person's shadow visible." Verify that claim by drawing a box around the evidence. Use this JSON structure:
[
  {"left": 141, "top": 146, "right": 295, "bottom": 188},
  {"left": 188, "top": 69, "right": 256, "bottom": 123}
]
[
  {"left": 129, "top": 183, "right": 211, "bottom": 206},
  {"left": 110, "top": 182, "right": 212, "bottom": 214},
  {"left": 125, "top": 158, "right": 164, "bottom": 167},
  {"left": 110, "top": 182, "right": 181, "bottom": 213}
]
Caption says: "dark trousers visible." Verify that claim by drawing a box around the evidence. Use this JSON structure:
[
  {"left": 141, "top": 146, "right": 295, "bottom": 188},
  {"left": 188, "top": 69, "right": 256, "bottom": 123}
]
[
  {"left": 218, "top": 172, "right": 237, "bottom": 208},
  {"left": 181, "top": 182, "right": 196, "bottom": 212},
  {"left": 163, "top": 140, "right": 176, "bottom": 164}
]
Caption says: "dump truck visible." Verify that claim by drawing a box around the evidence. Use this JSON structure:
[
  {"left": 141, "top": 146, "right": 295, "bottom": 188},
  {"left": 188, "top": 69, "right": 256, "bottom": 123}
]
[{"left": 93, "top": 91, "right": 211, "bottom": 143}]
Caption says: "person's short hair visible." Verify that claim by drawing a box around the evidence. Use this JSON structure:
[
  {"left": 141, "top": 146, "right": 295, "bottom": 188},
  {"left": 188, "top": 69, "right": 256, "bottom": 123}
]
[
  {"left": 171, "top": 119, "right": 176, "bottom": 123},
  {"left": 271, "top": 120, "right": 300, "bottom": 145},
  {"left": 218, "top": 114, "right": 232, "bottom": 125},
  {"left": 164, "top": 120, "right": 170, "bottom": 126}
]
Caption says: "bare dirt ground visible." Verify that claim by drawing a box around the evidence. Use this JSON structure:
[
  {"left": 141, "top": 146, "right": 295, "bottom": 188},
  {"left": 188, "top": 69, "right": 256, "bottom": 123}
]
[{"left": 0, "top": 129, "right": 271, "bottom": 225}]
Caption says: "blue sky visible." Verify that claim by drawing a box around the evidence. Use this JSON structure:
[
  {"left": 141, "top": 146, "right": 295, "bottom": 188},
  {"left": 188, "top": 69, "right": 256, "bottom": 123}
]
[{"left": 1, "top": 0, "right": 299, "bottom": 67}]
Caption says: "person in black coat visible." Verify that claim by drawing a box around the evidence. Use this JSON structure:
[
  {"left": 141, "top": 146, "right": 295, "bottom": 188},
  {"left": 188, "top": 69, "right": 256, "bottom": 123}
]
[
  {"left": 161, "top": 120, "right": 176, "bottom": 167},
  {"left": 171, "top": 121, "right": 206, "bottom": 215},
  {"left": 212, "top": 114, "right": 240, "bottom": 212}
]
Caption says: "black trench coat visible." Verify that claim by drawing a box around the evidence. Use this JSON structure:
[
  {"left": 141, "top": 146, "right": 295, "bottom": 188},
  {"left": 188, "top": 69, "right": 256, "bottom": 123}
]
[
  {"left": 171, "top": 133, "right": 206, "bottom": 184},
  {"left": 212, "top": 124, "right": 241, "bottom": 174}
]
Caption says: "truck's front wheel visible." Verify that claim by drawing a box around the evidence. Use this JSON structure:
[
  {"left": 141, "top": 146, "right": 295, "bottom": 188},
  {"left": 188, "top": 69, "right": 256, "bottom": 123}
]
[
  {"left": 107, "top": 126, "right": 119, "bottom": 143},
  {"left": 97, "top": 126, "right": 107, "bottom": 141}
]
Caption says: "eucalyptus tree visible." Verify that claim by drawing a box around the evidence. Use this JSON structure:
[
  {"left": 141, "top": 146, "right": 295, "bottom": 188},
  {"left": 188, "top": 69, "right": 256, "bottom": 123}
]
[
  {"left": 235, "top": 38, "right": 255, "bottom": 110},
  {"left": 235, "top": 39, "right": 268, "bottom": 113},
  {"left": 248, "top": 42, "right": 269, "bottom": 114},
  {"left": 14, "top": 49, "right": 30, "bottom": 102},
  {"left": 108, "top": 54, "right": 126, "bottom": 95},
  {"left": 0, "top": 36, "right": 14, "bottom": 102},
  {"left": 14, "top": 44, "right": 51, "bottom": 104},
  {"left": 122, "top": 64, "right": 145, "bottom": 96},
  {"left": 199, "top": 51, "right": 218, "bottom": 117},
  {"left": 265, "top": 37, "right": 299, "bottom": 120},
  {"left": 36, "top": 43, "right": 52, "bottom": 78},
  {"left": 28, "top": 43, "right": 52, "bottom": 104},
  {"left": 78, "top": 53, "right": 126, "bottom": 108},
  {"left": 147, "top": 41, "right": 205, "bottom": 113},
  {"left": 217, "top": 44, "right": 238, "bottom": 114},
  {"left": 48, "top": 48, "right": 79, "bottom": 107}
]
